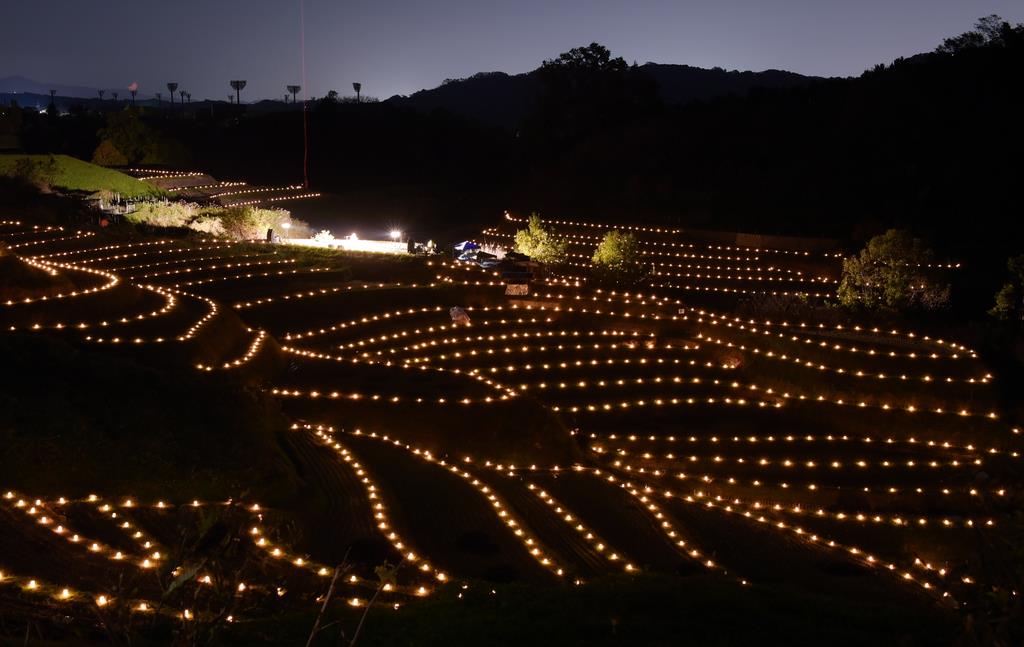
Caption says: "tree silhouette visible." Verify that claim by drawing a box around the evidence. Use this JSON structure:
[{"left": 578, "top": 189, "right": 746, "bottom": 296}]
[
  {"left": 353, "top": 82, "right": 362, "bottom": 103},
  {"left": 179, "top": 90, "right": 186, "bottom": 105},
  {"left": 111, "top": 91, "right": 119, "bottom": 102},
  {"left": 937, "top": 15, "right": 1015, "bottom": 53},
  {"left": 529, "top": 42, "right": 658, "bottom": 147},
  {"left": 97, "top": 89, "right": 105, "bottom": 101},
  {"left": 541, "top": 43, "right": 627, "bottom": 72},
  {"left": 230, "top": 80, "right": 246, "bottom": 105},
  {"left": 166, "top": 82, "right": 178, "bottom": 107},
  {"left": 130, "top": 89, "right": 137, "bottom": 106},
  {"left": 97, "top": 109, "right": 155, "bottom": 164},
  {"left": 287, "top": 85, "right": 301, "bottom": 103},
  {"left": 155, "top": 92, "right": 162, "bottom": 103},
  {"left": 186, "top": 92, "right": 191, "bottom": 104}
]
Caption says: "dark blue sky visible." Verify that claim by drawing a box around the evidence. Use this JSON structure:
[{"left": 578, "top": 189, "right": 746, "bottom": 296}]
[{"left": 4, "top": 0, "right": 1022, "bottom": 101}]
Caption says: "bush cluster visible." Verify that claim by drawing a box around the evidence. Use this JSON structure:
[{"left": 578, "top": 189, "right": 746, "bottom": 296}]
[{"left": 124, "top": 201, "right": 311, "bottom": 240}]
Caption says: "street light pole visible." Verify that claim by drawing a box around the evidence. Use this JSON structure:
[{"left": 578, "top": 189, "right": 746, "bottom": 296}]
[{"left": 230, "top": 80, "right": 247, "bottom": 105}]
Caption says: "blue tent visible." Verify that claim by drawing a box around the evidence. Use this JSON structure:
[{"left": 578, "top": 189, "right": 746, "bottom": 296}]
[{"left": 454, "top": 241, "right": 480, "bottom": 251}]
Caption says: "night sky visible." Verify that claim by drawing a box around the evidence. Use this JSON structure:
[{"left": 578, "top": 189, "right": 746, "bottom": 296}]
[{"left": 5, "top": 0, "right": 1023, "bottom": 101}]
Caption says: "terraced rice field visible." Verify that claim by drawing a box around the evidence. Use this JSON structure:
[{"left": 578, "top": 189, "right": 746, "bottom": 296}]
[
  {"left": 121, "top": 168, "right": 321, "bottom": 207},
  {"left": 0, "top": 212, "right": 1018, "bottom": 631}
]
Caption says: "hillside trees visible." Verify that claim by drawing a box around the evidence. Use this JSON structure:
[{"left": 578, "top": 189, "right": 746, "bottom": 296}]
[
  {"left": 937, "top": 15, "right": 1023, "bottom": 53},
  {"left": 95, "top": 109, "right": 152, "bottom": 164},
  {"left": 92, "top": 109, "right": 190, "bottom": 166},
  {"left": 837, "top": 229, "right": 950, "bottom": 311},
  {"left": 529, "top": 42, "right": 659, "bottom": 146}
]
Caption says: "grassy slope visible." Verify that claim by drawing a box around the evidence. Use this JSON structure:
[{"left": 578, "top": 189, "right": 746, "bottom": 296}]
[
  {"left": 0, "top": 333, "right": 299, "bottom": 503},
  {"left": 0, "top": 154, "right": 163, "bottom": 199}
]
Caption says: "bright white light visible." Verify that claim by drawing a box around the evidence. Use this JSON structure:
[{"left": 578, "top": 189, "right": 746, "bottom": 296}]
[
  {"left": 339, "top": 239, "right": 406, "bottom": 253},
  {"left": 348, "top": 233, "right": 359, "bottom": 240},
  {"left": 282, "top": 222, "right": 291, "bottom": 230},
  {"left": 389, "top": 229, "right": 402, "bottom": 240}
]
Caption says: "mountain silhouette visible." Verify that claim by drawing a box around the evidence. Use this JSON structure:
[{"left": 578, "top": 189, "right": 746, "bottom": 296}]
[
  {"left": 389, "top": 63, "right": 819, "bottom": 129},
  {"left": 0, "top": 75, "right": 106, "bottom": 99}
]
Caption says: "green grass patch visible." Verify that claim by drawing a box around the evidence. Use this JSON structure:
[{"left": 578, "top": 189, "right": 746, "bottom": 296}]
[{"left": 0, "top": 154, "right": 164, "bottom": 199}]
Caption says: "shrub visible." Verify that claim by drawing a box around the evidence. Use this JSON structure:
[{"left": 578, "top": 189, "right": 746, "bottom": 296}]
[
  {"left": 122, "top": 201, "right": 310, "bottom": 240},
  {"left": 124, "top": 200, "right": 198, "bottom": 228},
  {"left": 218, "top": 206, "right": 297, "bottom": 240},
  {"left": 513, "top": 213, "right": 568, "bottom": 264},
  {"left": 188, "top": 214, "right": 226, "bottom": 236},
  {"left": 248, "top": 207, "right": 311, "bottom": 239}
]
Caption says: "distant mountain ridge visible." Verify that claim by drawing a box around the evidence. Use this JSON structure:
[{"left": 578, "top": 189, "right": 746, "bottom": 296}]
[
  {"left": 0, "top": 75, "right": 109, "bottom": 99},
  {"left": 2, "top": 61, "right": 820, "bottom": 123},
  {"left": 389, "top": 63, "right": 821, "bottom": 129}
]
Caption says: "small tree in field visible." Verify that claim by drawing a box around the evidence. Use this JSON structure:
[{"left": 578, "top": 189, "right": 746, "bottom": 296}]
[
  {"left": 990, "top": 255, "right": 1024, "bottom": 323},
  {"left": 837, "top": 229, "right": 949, "bottom": 311},
  {"left": 591, "top": 229, "right": 648, "bottom": 283},
  {"left": 513, "top": 213, "right": 568, "bottom": 264}
]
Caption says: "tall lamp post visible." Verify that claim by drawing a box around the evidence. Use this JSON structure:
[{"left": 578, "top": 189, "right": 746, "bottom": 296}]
[{"left": 230, "top": 80, "right": 247, "bottom": 105}]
